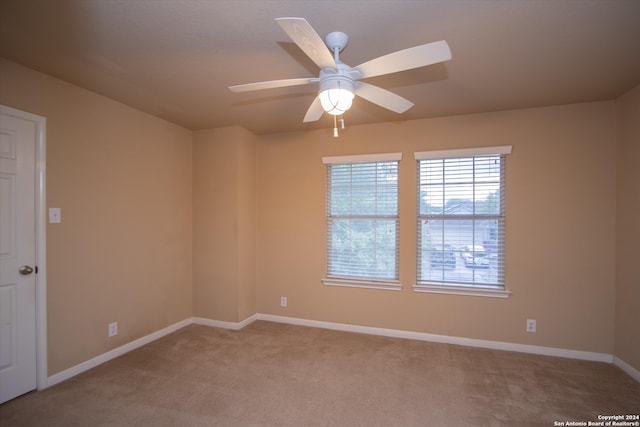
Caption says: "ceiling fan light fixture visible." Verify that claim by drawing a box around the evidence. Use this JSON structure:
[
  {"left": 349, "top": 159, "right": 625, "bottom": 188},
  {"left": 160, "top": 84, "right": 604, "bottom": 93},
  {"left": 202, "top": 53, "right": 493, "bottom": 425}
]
[
  {"left": 319, "top": 77, "right": 354, "bottom": 115},
  {"left": 229, "top": 18, "right": 452, "bottom": 127},
  {"left": 320, "top": 88, "right": 354, "bottom": 115}
]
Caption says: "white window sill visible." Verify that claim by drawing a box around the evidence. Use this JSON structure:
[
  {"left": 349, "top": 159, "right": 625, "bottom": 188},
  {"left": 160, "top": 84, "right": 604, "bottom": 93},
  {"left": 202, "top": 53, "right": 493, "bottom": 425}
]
[
  {"left": 413, "top": 283, "right": 511, "bottom": 298},
  {"left": 322, "top": 277, "right": 403, "bottom": 291}
]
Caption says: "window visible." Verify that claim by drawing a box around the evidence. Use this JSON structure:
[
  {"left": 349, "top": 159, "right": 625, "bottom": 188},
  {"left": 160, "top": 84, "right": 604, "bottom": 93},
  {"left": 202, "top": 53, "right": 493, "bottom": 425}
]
[
  {"left": 415, "top": 146, "right": 511, "bottom": 297},
  {"left": 322, "top": 153, "right": 401, "bottom": 290}
]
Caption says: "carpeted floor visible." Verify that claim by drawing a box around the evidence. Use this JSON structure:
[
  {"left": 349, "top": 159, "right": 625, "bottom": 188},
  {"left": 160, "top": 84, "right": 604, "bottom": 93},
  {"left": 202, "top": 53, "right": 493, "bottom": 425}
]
[{"left": 1, "top": 321, "right": 638, "bottom": 426}]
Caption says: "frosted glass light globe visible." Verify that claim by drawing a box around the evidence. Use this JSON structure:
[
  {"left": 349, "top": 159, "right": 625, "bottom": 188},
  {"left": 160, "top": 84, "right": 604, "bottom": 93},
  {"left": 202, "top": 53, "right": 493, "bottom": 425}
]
[{"left": 319, "top": 88, "right": 354, "bottom": 115}]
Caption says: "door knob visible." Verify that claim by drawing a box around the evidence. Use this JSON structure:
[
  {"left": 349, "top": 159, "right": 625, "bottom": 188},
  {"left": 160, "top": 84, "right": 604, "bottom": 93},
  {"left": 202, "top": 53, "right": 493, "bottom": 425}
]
[{"left": 19, "top": 265, "right": 34, "bottom": 275}]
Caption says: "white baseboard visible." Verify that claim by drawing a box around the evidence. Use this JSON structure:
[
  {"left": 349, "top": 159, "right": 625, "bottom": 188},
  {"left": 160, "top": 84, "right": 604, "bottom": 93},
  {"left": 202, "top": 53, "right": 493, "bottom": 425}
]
[
  {"left": 45, "top": 315, "right": 259, "bottom": 389},
  {"left": 193, "top": 314, "right": 257, "bottom": 330},
  {"left": 46, "top": 318, "right": 193, "bottom": 388},
  {"left": 613, "top": 356, "right": 640, "bottom": 383},
  {"left": 45, "top": 313, "right": 637, "bottom": 390},
  {"left": 256, "top": 314, "right": 614, "bottom": 364}
]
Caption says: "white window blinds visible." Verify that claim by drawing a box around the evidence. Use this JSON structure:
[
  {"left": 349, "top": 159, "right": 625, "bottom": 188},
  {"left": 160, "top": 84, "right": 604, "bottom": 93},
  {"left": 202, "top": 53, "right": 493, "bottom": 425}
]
[
  {"left": 416, "top": 147, "right": 511, "bottom": 289},
  {"left": 324, "top": 154, "right": 400, "bottom": 281}
]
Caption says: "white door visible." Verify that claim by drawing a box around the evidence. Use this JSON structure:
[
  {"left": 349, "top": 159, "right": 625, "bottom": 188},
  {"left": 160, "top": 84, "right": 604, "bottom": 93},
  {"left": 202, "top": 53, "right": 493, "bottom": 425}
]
[{"left": 0, "top": 106, "right": 38, "bottom": 403}]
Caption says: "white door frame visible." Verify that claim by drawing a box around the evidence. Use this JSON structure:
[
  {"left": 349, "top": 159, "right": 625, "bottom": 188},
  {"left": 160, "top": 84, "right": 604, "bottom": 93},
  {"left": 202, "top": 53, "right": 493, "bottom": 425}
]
[{"left": 1, "top": 105, "right": 48, "bottom": 391}]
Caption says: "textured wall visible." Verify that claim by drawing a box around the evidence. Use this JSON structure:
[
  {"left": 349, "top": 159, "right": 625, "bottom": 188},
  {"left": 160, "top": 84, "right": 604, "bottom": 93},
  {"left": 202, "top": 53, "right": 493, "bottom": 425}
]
[
  {"left": 1, "top": 55, "right": 632, "bottom": 376},
  {"left": 615, "top": 83, "right": 640, "bottom": 372},
  {"left": 0, "top": 58, "right": 193, "bottom": 375},
  {"left": 192, "top": 127, "right": 256, "bottom": 322},
  {"left": 256, "top": 102, "right": 617, "bottom": 354}
]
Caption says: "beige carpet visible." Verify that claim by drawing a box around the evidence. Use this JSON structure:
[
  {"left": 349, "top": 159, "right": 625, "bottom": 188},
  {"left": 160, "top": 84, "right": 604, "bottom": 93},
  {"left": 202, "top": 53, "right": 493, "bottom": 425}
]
[{"left": 1, "top": 321, "right": 638, "bottom": 426}]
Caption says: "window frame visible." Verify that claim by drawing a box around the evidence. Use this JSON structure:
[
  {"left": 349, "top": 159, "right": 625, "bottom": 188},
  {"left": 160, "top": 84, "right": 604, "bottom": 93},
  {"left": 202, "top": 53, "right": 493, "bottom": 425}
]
[
  {"left": 321, "top": 153, "right": 403, "bottom": 291},
  {"left": 413, "top": 146, "right": 512, "bottom": 298}
]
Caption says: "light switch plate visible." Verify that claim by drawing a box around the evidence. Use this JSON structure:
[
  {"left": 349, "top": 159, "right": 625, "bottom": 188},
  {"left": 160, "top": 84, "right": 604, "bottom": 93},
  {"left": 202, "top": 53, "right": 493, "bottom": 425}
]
[{"left": 49, "top": 208, "right": 61, "bottom": 223}]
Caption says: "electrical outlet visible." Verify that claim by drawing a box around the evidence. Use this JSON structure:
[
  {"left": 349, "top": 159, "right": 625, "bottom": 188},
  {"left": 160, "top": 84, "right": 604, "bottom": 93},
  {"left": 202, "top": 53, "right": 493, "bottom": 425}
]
[
  {"left": 280, "top": 296, "right": 287, "bottom": 307},
  {"left": 526, "top": 319, "right": 536, "bottom": 333},
  {"left": 108, "top": 322, "right": 118, "bottom": 337}
]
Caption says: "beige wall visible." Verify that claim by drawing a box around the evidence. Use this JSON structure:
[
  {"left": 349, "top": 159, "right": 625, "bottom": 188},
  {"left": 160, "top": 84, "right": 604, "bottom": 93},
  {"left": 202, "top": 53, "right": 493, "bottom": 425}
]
[
  {"left": 1, "top": 56, "right": 634, "bottom": 377},
  {"left": 192, "top": 127, "right": 256, "bottom": 322},
  {"left": 0, "top": 58, "right": 193, "bottom": 375},
  {"left": 615, "top": 83, "right": 640, "bottom": 371},
  {"left": 256, "top": 102, "right": 617, "bottom": 354}
]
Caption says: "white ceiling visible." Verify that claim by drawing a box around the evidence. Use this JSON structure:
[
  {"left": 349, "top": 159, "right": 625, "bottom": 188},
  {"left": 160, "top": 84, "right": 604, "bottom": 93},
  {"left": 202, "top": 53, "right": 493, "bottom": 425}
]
[{"left": 2, "top": 0, "right": 639, "bottom": 135}]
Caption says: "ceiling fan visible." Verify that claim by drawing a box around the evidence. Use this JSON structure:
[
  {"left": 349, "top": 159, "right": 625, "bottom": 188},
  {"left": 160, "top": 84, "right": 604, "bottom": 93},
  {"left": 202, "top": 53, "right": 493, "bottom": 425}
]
[{"left": 229, "top": 17, "right": 452, "bottom": 128}]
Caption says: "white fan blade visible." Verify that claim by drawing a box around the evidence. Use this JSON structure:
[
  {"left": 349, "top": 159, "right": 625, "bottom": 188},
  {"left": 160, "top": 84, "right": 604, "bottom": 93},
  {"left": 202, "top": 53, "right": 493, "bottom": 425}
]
[
  {"left": 275, "top": 17, "right": 336, "bottom": 69},
  {"left": 229, "top": 77, "right": 316, "bottom": 93},
  {"left": 355, "top": 40, "right": 451, "bottom": 79},
  {"left": 354, "top": 82, "right": 414, "bottom": 114},
  {"left": 303, "top": 96, "right": 324, "bottom": 122}
]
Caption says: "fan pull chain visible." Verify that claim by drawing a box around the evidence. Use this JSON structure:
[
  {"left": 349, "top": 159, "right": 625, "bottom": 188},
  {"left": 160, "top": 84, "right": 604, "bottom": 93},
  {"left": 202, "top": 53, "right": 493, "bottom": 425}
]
[{"left": 332, "top": 116, "right": 346, "bottom": 138}]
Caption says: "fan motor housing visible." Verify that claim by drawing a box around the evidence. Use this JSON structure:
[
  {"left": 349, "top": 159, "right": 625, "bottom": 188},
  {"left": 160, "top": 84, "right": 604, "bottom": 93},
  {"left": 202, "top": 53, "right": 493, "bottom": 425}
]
[{"left": 319, "top": 63, "right": 355, "bottom": 93}]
